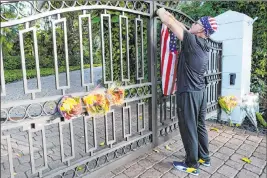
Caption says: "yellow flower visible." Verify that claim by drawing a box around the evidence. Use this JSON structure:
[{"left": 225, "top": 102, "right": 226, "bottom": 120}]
[
  {"left": 65, "top": 98, "right": 77, "bottom": 105},
  {"left": 83, "top": 93, "right": 110, "bottom": 116},
  {"left": 59, "top": 97, "right": 80, "bottom": 113},
  {"left": 83, "top": 95, "right": 95, "bottom": 105},
  {"left": 107, "top": 87, "right": 125, "bottom": 106},
  {"left": 61, "top": 102, "right": 72, "bottom": 112},
  {"left": 219, "top": 95, "right": 238, "bottom": 115}
]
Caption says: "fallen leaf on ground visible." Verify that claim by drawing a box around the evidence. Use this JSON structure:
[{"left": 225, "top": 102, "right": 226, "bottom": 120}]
[
  {"left": 241, "top": 157, "right": 251, "bottom": 163},
  {"left": 99, "top": 142, "right": 105, "bottom": 146},
  {"left": 153, "top": 149, "right": 160, "bottom": 153},
  {"left": 77, "top": 166, "right": 83, "bottom": 171},
  {"left": 165, "top": 145, "right": 172, "bottom": 151},
  {"left": 210, "top": 127, "right": 219, "bottom": 132}
]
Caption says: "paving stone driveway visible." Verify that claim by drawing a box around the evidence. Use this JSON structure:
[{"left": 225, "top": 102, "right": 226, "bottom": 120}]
[{"left": 101, "top": 122, "right": 267, "bottom": 178}]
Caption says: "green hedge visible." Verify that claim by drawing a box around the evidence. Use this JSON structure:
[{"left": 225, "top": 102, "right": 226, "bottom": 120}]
[
  {"left": 5, "top": 64, "right": 102, "bottom": 83},
  {"left": 4, "top": 55, "right": 101, "bottom": 70},
  {"left": 2, "top": 8, "right": 150, "bottom": 87}
]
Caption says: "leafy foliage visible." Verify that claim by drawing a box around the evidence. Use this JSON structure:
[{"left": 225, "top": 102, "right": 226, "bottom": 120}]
[
  {"left": 5, "top": 64, "right": 101, "bottom": 83},
  {"left": 1, "top": 5, "right": 149, "bottom": 87},
  {"left": 256, "top": 112, "right": 267, "bottom": 128},
  {"left": 4, "top": 64, "right": 101, "bottom": 83},
  {"left": 178, "top": 1, "right": 267, "bottom": 109}
]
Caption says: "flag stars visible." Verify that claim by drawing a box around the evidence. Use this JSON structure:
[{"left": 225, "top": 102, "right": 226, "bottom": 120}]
[{"left": 169, "top": 32, "right": 177, "bottom": 52}]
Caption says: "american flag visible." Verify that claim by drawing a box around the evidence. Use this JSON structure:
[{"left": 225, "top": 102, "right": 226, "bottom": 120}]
[{"left": 160, "top": 24, "right": 178, "bottom": 96}]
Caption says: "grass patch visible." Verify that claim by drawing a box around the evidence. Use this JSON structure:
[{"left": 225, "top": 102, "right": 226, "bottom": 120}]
[{"left": 5, "top": 64, "right": 102, "bottom": 83}]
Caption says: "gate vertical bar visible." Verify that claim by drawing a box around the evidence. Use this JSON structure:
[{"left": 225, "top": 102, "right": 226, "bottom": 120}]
[
  {"left": 148, "top": 2, "right": 158, "bottom": 147},
  {"left": 217, "top": 43, "right": 223, "bottom": 122}
]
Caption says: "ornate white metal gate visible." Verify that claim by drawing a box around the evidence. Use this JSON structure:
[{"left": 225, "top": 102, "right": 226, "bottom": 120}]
[{"left": 0, "top": 1, "right": 222, "bottom": 178}]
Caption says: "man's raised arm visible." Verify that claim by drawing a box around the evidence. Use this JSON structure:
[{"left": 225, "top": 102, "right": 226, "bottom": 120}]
[{"left": 157, "top": 8, "right": 186, "bottom": 41}]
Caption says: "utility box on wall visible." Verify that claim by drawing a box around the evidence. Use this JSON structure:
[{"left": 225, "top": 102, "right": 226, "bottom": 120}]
[{"left": 211, "top": 10, "right": 254, "bottom": 124}]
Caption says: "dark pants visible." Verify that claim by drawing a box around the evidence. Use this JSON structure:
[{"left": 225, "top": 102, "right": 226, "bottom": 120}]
[{"left": 176, "top": 90, "right": 210, "bottom": 168}]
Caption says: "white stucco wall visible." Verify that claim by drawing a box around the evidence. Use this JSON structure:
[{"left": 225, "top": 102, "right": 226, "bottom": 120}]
[{"left": 210, "top": 10, "right": 254, "bottom": 124}]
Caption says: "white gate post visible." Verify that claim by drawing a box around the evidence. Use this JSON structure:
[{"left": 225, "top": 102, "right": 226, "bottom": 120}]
[{"left": 211, "top": 10, "right": 254, "bottom": 124}]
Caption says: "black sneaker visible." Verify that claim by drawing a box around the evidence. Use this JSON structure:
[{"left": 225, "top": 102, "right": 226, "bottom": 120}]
[{"left": 198, "top": 159, "right": 211, "bottom": 167}]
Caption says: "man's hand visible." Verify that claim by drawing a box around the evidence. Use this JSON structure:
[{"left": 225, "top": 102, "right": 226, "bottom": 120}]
[
  {"left": 156, "top": 8, "right": 185, "bottom": 41},
  {"left": 157, "top": 8, "right": 166, "bottom": 16},
  {"left": 156, "top": 8, "right": 187, "bottom": 30}
]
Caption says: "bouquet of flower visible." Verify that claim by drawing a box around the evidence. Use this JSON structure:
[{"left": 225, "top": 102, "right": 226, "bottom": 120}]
[
  {"left": 218, "top": 95, "right": 238, "bottom": 115},
  {"left": 83, "top": 90, "right": 110, "bottom": 116},
  {"left": 106, "top": 86, "right": 125, "bottom": 106},
  {"left": 58, "top": 96, "right": 83, "bottom": 120},
  {"left": 241, "top": 92, "right": 260, "bottom": 129}
]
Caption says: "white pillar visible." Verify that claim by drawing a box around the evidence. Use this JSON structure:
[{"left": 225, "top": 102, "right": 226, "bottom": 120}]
[{"left": 210, "top": 10, "right": 254, "bottom": 124}]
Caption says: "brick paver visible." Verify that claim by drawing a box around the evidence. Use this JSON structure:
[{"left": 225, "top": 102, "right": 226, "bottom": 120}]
[
  {"left": 256, "top": 146, "right": 266, "bottom": 153},
  {"left": 139, "top": 168, "right": 162, "bottom": 178},
  {"left": 200, "top": 157, "right": 224, "bottom": 174},
  {"left": 247, "top": 135, "right": 263, "bottom": 143},
  {"left": 99, "top": 172, "right": 116, "bottom": 178},
  {"left": 218, "top": 147, "right": 235, "bottom": 156},
  {"left": 213, "top": 152, "right": 230, "bottom": 161},
  {"left": 113, "top": 173, "right": 129, "bottom": 178},
  {"left": 225, "top": 160, "right": 244, "bottom": 170},
  {"left": 253, "top": 151, "right": 266, "bottom": 160},
  {"left": 244, "top": 163, "right": 263, "bottom": 175},
  {"left": 210, "top": 172, "right": 228, "bottom": 178},
  {"left": 169, "top": 168, "right": 188, "bottom": 178},
  {"left": 217, "top": 165, "right": 238, "bottom": 178},
  {"left": 112, "top": 166, "right": 126, "bottom": 175},
  {"left": 101, "top": 122, "right": 266, "bottom": 178},
  {"left": 124, "top": 163, "right": 146, "bottom": 178},
  {"left": 227, "top": 138, "right": 243, "bottom": 147},
  {"left": 230, "top": 153, "right": 246, "bottom": 164},
  {"left": 188, "top": 170, "right": 211, "bottom": 178},
  {"left": 153, "top": 158, "right": 173, "bottom": 174},
  {"left": 3, "top": 120, "right": 266, "bottom": 178},
  {"left": 250, "top": 156, "right": 267, "bottom": 169},
  {"left": 161, "top": 172, "right": 177, "bottom": 178},
  {"left": 236, "top": 169, "right": 259, "bottom": 178},
  {"left": 260, "top": 173, "right": 267, "bottom": 178}
]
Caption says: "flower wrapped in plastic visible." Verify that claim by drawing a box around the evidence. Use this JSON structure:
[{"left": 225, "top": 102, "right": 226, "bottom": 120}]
[
  {"left": 218, "top": 95, "right": 238, "bottom": 115},
  {"left": 240, "top": 92, "right": 260, "bottom": 129},
  {"left": 106, "top": 86, "right": 125, "bottom": 106},
  {"left": 58, "top": 95, "right": 83, "bottom": 120},
  {"left": 83, "top": 90, "right": 110, "bottom": 116}
]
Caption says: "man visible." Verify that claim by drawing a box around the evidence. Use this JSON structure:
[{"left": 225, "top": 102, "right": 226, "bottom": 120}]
[{"left": 157, "top": 8, "right": 218, "bottom": 176}]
